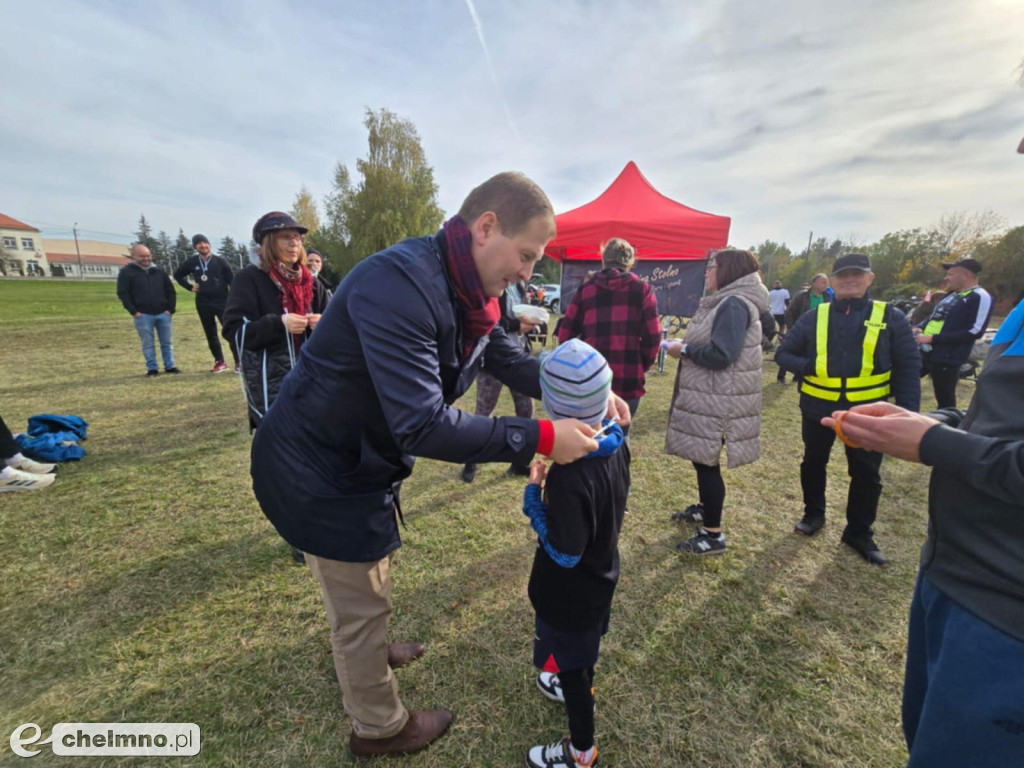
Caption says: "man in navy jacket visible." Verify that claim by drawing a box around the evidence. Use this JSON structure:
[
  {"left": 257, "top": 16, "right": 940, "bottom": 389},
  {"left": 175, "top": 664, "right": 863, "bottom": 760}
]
[
  {"left": 173, "top": 234, "right": 237, "bottom": 373},
  {"left": 913, "top": 257, "right": 992, "bottom": 409},
  {"left": 250, "top": 172, "right": 629, "bottom": 758},
  {"left": 776, "top": 253, "right": 920, "bottom": 566}
]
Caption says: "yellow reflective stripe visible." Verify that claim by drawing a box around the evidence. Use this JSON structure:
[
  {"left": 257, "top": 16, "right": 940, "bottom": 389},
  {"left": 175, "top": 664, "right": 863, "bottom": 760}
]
[
  {"left": 847, "top": 385, "right": 891, "bottom": 402},
  {"left": 800, "top": 381, "right": 842, "bottom": 401},
  {"left": 860, "top": 301, "right": 887, "bottom": 378},
  {"left": 845, "top": 371, "right": 891, "bottom": 387},
  {"left": 815, "top": 303, "right": 830, "bottom": 379},
  {"left": 924, "top": 319, "right": 944, "bottom": 336},
  {"left": 804, "top": 374, "right": 843, "bottom": 388}
]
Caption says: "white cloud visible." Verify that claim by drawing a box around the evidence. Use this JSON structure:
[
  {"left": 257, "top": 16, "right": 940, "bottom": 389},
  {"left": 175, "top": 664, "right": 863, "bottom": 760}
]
[{"left": 1, "top": 0, "right": 1021, "bottom": 251}]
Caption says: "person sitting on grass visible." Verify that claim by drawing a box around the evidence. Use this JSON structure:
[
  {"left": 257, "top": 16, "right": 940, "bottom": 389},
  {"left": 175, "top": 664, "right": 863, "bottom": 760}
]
[{"left": 522, "top": 339, "right": 629, "bottom": 768}]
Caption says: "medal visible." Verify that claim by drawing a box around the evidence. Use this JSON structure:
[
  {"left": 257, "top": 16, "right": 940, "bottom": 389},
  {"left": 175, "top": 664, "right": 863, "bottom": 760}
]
[{"left": 201, "top": 275, "right": 208, "bottom": 282}]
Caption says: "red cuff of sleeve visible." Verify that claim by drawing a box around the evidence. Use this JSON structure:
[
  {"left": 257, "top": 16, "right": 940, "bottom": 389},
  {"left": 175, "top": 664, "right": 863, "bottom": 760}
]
[{"left": 536, "top": 419, "right": 555, "bottom": 457}]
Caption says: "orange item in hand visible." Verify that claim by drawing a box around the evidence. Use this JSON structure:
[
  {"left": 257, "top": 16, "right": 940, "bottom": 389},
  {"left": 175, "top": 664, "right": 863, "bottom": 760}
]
[{"left": 833, "top": 411, "right": 862, "bottom": 449}]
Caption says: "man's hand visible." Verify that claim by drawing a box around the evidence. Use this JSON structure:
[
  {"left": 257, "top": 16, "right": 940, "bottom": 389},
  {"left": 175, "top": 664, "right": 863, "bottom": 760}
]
[
  {"left": 529, "top": 458, "right": 547, "bottom": 485},
  {"left": 191, "top": 284, "right": 200, "bottom": 293},
  {"left": 133, "top": 312, "right": 142, "bottom": 318},
  {"left": 283, "top": 314, "right": 309, "bottom": 334},
  {"left": 821, "top": 403, "right": 940, "bottom": 463},
  {"left": 163, "top": 311, "right": 171, "bottom": 315},
  {"left": 518, "top": 318, "right": 538, "bottom": 333},
  {"left": 606, "top": 393, "right": 632, "bottom": 429},
  {"left": 307, "top": 313, "right": 322, "bottom": 330},
  {"left": 665, "top": 339, "right": 684, "bottom": 359},
  {"left": 548, "top": 419, "right": 599, "bottom": 464},
  {"left": 915, "top": 334, "right": 933, "bottom": 345}
]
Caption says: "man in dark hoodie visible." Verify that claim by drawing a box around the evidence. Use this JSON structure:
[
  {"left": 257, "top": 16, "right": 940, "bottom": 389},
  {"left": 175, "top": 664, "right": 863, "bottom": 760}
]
[
  {"left": 174, "top": 234, "right": 237, "bottom": 373},
  {"left": 116, "top": 244, "right": 178, "bottom": 377},
  {"left": 556, "top": 238, "right": 661, "bottom": 424},
  {"left": 824, "top": 298, "right": 1024, "bottom": 768}
]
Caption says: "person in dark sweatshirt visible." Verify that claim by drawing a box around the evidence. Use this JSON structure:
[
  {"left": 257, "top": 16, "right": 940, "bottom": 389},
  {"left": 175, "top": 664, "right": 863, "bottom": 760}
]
[
  {"left": 116, "top": 243, "right": 178, "bottom": 376},
  {"left": 174, "top": 234, "right": 237, "bottom": 373},
  {"left": 523, "top": 339, "right": 628, "bottom": 768},
  {"left": 823, "top": 298, "right": 1024, "bottom": 768}
]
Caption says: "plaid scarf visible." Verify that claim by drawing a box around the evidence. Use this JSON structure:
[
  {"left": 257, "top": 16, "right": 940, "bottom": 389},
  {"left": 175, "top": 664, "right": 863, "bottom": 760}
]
[
  {"left": 440, "top": 216, "right": 500, "bottom": 361},
  {"left": 267, "top": 260, "right": 314, "bottom": 346}
]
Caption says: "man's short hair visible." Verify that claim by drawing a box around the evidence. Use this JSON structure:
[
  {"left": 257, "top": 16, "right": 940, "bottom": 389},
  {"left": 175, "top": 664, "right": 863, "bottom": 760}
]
[
  {"left": 457, "top": 172, "right": 554, "bottom": 237},
  {"left": 812, "top": 273, "right": 829, "bottom": 284}
]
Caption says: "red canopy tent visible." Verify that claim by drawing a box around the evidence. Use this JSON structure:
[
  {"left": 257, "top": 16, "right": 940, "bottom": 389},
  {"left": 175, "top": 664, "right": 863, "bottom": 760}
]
[{"left": 545, "top": 161, "right": 731, "bottom": 261}]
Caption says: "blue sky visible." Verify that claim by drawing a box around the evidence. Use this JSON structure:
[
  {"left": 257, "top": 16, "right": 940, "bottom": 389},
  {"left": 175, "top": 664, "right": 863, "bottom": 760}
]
[{"left": 2, "top": 0, "right": 1021, "bottom": 251}]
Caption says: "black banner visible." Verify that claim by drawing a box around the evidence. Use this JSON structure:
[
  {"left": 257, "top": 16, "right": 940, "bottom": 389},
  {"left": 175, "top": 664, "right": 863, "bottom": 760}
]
[{"left": 559, "top": 259, "right": 708, "bottom": 317}]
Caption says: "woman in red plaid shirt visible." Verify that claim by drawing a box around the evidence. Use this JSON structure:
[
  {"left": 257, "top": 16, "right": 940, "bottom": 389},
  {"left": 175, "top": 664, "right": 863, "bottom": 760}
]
[{"left": 556, "top": 239, "right": 661, "bottom": 427}]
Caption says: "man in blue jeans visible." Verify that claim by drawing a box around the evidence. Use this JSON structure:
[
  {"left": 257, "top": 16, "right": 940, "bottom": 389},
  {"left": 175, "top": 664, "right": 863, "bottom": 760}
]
[
  {"left": 823, "top": 298, "right": 1024, "bottom": 768},
  {"left": 116, "top": 244, "right": 179, "bottom": 376}
]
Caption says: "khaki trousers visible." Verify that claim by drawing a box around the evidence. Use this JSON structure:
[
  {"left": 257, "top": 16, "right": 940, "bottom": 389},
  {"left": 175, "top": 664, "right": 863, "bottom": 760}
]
[{"left": 306, "top": 553, "right": 409, "bottom": 739}]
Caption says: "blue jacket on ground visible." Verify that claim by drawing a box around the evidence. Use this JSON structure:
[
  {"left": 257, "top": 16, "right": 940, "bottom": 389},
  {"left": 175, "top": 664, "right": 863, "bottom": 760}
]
[
  {"left": 251, "top": 232, "right": 542, "bottom": 562},
  {"left": 775, "top": 296, "right": 921, "bottom": 421}
]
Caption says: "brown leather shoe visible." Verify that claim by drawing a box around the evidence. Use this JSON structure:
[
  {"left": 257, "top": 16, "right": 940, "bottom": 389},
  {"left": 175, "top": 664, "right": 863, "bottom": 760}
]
[
  {"left": 387, "top": 642, "right": 426, "bottom": 669},
  {"left": 349, "top": 709, "right": 454, "bottom": 757}
]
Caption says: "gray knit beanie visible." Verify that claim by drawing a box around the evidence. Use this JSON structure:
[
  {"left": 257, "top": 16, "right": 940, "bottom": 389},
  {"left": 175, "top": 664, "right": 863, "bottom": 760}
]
[{"left": 539, "top": 339, "right": 613, "bottom": 425}]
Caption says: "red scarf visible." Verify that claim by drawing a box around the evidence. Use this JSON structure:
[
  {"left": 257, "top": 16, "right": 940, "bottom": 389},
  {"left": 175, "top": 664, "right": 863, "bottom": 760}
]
[
  {"left": 441, "top": 216, "right": 501, "bottom": 361},
  {"left": 267, "top": 260, "right": 314, "bottom": 346}
]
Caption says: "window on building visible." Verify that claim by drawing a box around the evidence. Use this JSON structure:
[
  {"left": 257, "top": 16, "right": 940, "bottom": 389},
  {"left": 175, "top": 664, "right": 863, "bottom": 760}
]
[
  {"left": 21, "top": 238, "right": 34, "bottom": 250},
  {"left": 2, "top": 237, "right": 16, "bottom": 249}
]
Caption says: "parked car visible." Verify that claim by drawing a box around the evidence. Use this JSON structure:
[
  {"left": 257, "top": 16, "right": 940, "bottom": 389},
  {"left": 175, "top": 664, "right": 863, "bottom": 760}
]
[{"left": 540, "top": 284, "right": 561, "bottom": 313}]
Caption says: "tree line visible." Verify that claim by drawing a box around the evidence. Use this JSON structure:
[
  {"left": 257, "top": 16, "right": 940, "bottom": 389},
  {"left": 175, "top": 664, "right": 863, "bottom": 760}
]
[
  {"left": 132, "top": 216, "right": 251, "bottom": 274},
  {"left": 753, "top": 210, "right": 1023, "bottom": 310}
]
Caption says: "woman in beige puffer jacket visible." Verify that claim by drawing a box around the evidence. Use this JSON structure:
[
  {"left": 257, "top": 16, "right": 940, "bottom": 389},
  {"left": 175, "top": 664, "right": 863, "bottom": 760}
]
[{"left": 664, "top": 249, "right": 770, "bottom": 556}]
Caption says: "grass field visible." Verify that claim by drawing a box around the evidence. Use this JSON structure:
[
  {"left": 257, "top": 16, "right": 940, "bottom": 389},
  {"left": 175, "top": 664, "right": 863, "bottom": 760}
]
[{"left": 0, "top": 279, "right": 964, "bottom": 767}]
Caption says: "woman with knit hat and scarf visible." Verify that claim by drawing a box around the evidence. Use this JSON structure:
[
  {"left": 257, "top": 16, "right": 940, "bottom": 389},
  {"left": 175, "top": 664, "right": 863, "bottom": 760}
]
[
  {"left": 222, "top": 211, "right": 330, "bottom": 434},
  {"left": 664, "top": 249, "right": 770, "bottom": 556}
]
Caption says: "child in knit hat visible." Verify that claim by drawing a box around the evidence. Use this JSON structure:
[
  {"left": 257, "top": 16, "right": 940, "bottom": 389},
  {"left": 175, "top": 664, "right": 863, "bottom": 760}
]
[{"left": 523, "top": 339, "right": 630, "bottom": 768}]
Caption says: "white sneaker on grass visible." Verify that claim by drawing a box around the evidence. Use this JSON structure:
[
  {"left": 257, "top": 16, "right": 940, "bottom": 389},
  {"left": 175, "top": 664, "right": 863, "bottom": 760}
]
[
  {"left": 526, "top": 738, "right": 599, "bottom": 768},
  {"left": 537, "top": 671, "right": 565, "bottom": 703},
  {"left": 5, "top": 453, "right": 57, "bottom": 474},
  {"left": 0, "top": 466, "right": 56, "bottom": 492}
]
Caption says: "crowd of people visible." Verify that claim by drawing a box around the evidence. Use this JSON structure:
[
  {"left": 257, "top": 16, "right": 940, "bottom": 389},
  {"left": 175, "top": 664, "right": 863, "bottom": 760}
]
[{"left": 13, "top": 170, "right": 1013, "bottom": 767}]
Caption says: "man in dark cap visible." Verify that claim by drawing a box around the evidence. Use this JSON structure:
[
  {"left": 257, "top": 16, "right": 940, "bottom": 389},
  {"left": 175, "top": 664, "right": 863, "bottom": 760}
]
[
  {"left": 913, "top": 257, "right": 992, "bottom": 409},
  {"left": 776, "top": 253, "right": 920, "bottom": 565},
  {"left": 173, "top": 234, "right": 237, "bottom": 372}
]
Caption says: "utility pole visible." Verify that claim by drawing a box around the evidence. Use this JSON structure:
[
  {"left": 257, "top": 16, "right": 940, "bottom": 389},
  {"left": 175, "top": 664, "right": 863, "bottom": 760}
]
[{"left": 73, "top": 223, "right": 84, "bottom": 280}]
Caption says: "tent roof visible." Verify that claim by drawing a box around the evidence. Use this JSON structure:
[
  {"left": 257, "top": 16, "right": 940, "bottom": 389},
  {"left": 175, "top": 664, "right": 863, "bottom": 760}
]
[{"left": 545, "top": 161, "right": 730, "bottom": 261}]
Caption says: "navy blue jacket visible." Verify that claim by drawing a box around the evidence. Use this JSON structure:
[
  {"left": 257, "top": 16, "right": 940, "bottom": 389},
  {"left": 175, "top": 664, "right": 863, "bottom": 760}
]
[
  {"left": 916, "top": 286, "right": 993, "bottom": 366},
  {"left": 919, "top": 301, "right": 1024, "bottom": 641},
  {"left": 775, "top": 296, "right": 921, "bottom": 421},
  {"left": 251, "top": 232, "right": 542, "bottom": 562}
]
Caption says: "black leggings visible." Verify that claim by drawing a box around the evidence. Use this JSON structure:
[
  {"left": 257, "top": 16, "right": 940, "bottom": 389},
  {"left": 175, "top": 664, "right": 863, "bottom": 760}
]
[
  {"left": 929, "top": 362, "right": 960, "bottom": 409},
  {"left": 693, "top": 462, "right": 725, "bottom": 528},
  {"left": 560, "top": 666, "right": 595, "bottom": 752},
  {"left": 197, "top": 303, "right": 238, "bottom": 364}
]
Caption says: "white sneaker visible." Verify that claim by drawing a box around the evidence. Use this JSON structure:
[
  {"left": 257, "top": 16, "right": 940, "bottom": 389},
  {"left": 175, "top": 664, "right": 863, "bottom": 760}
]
[
  {"left": 0, "top": 466, "right": 56, "bottom": 492},
  {"left": 526, "top": 738, "right": 598, "bottom": 767},
  {"left": 537, "top": 671, "right": 565, "bottom": 703},
  {"left": 6, "top": 453, "right": 57, "bottom": 474}
]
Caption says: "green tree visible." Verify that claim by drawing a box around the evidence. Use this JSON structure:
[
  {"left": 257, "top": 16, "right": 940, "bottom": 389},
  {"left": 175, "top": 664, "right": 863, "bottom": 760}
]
[
  {"left": 328, "top": 107, "right": 444, "bottom": 275},
  {"left": 974, "top": 225, "right": 1024, "bottom": 304},
  {"left": 173, "top": 229, "right": 193, "bottom": 270},
  {"left": 218, "top": 236, "right": 237, "bottom": 267},
  {"left": 155, "top": 230, "right": 173, "bottom": 272},
  {"left": 134, "top": 214, "right": 158, "bottom": 251},
  {"left": 291, "top": 185, "right": 321, "bottom": 234}
]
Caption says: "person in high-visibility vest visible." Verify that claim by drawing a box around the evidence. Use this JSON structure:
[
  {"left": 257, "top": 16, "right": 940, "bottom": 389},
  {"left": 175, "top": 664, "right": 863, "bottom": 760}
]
[{"left": 776, "top": 252, "right": 921, "bottom": 565}]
